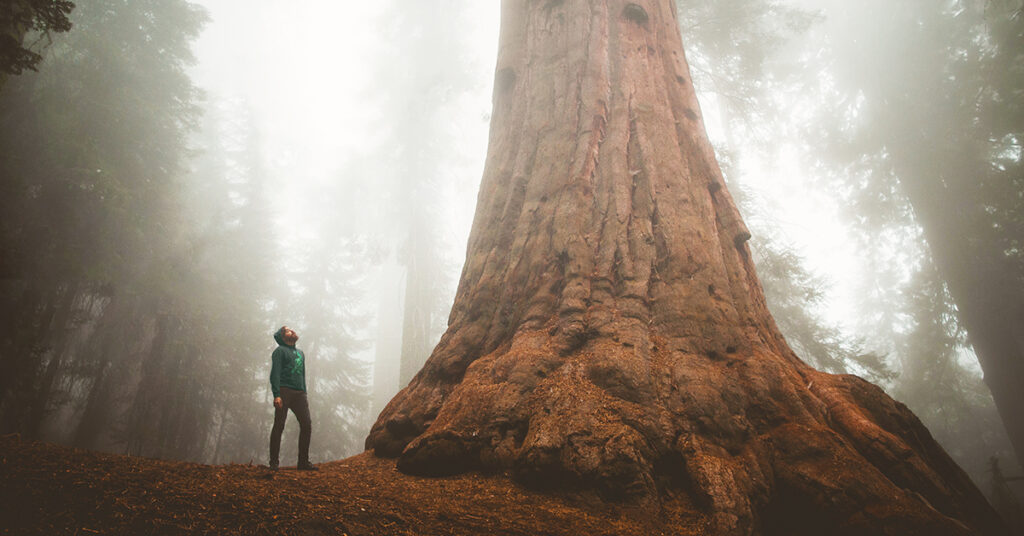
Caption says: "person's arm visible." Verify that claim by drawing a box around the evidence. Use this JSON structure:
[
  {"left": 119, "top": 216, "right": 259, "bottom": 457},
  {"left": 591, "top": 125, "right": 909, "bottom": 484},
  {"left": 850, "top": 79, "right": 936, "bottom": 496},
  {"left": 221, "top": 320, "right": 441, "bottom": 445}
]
[{"left": 269, "top": 348, "right": 283, "bottom": 398}]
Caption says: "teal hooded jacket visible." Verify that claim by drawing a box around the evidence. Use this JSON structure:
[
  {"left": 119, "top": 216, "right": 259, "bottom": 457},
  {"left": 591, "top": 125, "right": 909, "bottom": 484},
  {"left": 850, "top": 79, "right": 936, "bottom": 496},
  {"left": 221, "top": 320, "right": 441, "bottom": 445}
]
[{"left": 270, "top": 327, "right": 307, "bottom": 397}]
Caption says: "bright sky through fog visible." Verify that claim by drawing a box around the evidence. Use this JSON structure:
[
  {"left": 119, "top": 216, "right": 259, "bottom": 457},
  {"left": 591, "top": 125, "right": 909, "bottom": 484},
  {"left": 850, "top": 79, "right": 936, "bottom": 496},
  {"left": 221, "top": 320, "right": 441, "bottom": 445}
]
[{"left": 190, "top": 0, "right": 390, "bottom": 242}]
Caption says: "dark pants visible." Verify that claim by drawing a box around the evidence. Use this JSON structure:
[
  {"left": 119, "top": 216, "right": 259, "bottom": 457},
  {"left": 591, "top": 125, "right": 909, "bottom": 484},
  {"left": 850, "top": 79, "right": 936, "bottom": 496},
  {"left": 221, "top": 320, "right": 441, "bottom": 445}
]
[{"left": 269, "top": 387, "right": 312, "bottom": 466}]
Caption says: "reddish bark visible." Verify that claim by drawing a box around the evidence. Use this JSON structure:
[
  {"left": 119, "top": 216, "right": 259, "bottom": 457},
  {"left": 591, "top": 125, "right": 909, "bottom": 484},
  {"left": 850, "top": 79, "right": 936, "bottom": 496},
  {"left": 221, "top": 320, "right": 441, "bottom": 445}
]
[{"left": 367, "top": 1, "right": 1007, "bottom": 534}]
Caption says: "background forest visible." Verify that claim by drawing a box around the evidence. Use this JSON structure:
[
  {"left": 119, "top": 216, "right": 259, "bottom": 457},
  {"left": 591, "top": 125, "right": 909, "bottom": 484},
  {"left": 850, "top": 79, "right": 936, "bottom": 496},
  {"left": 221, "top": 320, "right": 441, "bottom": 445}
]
[{"left": 0, "top": 0, "right": 1021, "bottom": 523}]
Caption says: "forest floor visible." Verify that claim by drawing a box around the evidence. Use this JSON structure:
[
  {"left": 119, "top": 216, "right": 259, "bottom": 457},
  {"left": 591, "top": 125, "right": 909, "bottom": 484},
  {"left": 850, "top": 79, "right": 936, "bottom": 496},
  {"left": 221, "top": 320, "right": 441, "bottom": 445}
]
[{"left": 0, "top": 434, "right": 705, "bottom": 535}]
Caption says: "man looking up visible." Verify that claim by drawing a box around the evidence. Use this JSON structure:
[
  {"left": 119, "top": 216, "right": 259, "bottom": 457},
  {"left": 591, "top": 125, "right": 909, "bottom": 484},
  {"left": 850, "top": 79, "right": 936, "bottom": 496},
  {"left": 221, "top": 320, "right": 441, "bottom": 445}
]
[{"left": 269, "top": 325, "right": 316, "bottom": 471}]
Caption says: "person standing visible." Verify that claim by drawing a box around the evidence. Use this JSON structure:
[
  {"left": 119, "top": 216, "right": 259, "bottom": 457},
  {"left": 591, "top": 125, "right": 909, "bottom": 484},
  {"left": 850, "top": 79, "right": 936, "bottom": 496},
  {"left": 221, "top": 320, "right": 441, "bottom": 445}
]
[{"left": 269, "top": 325, "right": 316, "bottom": 471}]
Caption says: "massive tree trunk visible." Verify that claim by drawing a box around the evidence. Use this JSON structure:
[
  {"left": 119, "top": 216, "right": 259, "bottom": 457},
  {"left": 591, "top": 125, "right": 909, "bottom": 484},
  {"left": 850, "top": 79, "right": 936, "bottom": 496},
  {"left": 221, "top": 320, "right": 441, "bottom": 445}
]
[{"left": 367, "top": 1, "right": 1007, "bottom": 534}]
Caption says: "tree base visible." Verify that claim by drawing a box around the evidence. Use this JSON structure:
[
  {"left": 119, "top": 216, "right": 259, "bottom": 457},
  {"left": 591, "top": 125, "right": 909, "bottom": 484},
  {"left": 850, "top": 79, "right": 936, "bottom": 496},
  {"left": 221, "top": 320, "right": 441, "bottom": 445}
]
[{"left": 369, "top": 330, "right": 1006, "bottom": 535}]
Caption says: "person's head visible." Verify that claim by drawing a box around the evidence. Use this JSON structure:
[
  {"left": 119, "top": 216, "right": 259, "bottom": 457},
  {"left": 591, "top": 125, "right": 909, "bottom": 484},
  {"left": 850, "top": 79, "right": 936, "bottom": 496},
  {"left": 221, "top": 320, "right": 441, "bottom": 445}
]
[{"left": 275, "top": 325, "right": 299, "bottom": 346}]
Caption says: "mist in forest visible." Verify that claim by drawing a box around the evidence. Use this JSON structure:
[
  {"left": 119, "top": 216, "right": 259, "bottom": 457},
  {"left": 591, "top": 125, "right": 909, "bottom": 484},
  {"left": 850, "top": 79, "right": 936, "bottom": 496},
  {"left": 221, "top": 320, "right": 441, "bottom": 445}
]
[{"left": 0, "top": 0, "right": 1021, "bottom": 519}]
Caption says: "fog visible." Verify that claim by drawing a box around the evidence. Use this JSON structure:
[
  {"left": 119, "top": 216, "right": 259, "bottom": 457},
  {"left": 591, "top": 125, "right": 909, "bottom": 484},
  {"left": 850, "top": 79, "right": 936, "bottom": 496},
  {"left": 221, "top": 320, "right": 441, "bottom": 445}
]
[{"left": 0, "top": 0, "right": 1020, "bottom": 520}]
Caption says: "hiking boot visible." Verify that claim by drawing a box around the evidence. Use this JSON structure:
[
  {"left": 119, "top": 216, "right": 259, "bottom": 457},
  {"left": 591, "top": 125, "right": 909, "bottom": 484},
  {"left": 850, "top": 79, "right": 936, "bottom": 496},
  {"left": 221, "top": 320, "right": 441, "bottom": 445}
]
[{"left": 297, "top": 462, "right": 318, "bottom": 471}]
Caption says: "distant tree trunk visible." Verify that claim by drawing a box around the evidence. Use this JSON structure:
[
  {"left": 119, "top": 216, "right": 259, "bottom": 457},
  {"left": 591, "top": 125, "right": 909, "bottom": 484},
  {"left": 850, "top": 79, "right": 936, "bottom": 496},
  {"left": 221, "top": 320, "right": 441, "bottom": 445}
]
[
  {"left": 24, "top": 284, "right": 81, "bottom": 439},
  {"left": 72, "top": 294, "right": 135, "bottom": 450},
  {"left": 72, "top": 359, "right": 112, "bottom": 448},
  {"left": 896, "top": 166, "right": 1024, "bottom": 470},
  {"left": 367, "top": 1, "right": 1006, "bottom": 534},
  {"left": 0, "top": 285, "right": 68, "bottom": 434},
  {"left": 0, "top": 286, "right": 44, "bottom": 407},
  {"left": 398, "top": 225, "right": 438, "bottom": 386},
  {"left": 372, "top": 263, "right": 403, "bottom": 415},
  {"left": 386, "top": 1, "right": 460, "bottom": 391}
]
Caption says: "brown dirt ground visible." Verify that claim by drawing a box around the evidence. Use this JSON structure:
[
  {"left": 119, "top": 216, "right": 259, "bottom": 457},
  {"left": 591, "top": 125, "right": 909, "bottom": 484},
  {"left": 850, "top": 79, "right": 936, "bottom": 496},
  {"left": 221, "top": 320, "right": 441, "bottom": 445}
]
[{"left": 0, "top": 434, "right": 706, "bottom": 535}]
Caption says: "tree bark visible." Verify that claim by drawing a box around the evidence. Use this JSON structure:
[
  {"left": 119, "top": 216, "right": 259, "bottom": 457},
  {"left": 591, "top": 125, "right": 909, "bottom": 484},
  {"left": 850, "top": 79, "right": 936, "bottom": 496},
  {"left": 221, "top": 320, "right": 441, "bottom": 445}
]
[{"left": 367, "top": 1, "right": 1007, "bottom": 534}]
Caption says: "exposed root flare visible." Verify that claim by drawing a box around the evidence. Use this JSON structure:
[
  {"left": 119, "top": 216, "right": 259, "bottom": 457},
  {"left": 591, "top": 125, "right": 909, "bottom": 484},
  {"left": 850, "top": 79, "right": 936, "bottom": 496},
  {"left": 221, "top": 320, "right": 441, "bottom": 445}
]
[{"left": 368, "top": 341, "right": 1002, "bottom": 534}]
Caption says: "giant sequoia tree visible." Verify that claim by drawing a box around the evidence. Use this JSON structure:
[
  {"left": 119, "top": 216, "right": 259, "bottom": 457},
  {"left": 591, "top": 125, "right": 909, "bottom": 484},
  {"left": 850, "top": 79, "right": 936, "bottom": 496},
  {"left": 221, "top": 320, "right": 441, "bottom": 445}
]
[{"left": 367, "top": 1, "right": 1006, "bottom": 534}]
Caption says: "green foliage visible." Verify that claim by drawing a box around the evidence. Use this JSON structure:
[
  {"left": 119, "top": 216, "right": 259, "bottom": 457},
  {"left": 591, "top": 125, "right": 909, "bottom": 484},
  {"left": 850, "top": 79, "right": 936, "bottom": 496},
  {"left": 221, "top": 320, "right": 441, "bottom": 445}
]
[
  {"left": 0, "top": 0, "right": 74, "bottom": 76},
  {"left": 0, "top": 0, "right": 208, "bottom": 435},
  {"left": 890, "top": 264, "right": 1009, "bottom": 480},
  {"left": 753, "top": 238, "right": 893, "bottom": 382},
  {"left": 0, "top": 0, "right": 207, "bottom": 286},
  {"left": 678, "top": 0, "right": 818, "bottom": 126}
]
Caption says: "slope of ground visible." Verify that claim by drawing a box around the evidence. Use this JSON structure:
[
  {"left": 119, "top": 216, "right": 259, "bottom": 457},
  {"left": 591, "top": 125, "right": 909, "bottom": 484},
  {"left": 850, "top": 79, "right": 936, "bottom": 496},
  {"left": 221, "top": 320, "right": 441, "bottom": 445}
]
[{"left": 0, "top": 434, "right": 705, "bottom": 535}]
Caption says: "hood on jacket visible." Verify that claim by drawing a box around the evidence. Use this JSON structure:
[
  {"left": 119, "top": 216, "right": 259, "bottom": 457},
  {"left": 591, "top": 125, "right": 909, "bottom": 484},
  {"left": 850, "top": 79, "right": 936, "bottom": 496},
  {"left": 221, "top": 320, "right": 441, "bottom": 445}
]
[{"left": 274, "top": 326, "right": 286, "bottom": 346}]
